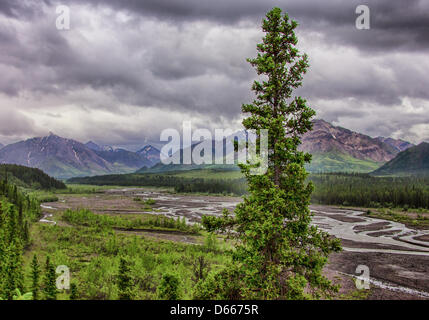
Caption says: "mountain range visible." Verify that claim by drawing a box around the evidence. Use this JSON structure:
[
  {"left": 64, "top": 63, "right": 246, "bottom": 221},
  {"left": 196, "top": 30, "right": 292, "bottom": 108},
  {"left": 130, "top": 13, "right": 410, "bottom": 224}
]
[
  {"left": 140, "top": 119, "right": 415, "bottom": 174},
  {"left": 85, "top": 141, "right": 155, "bottom": 170},
  {"left": 0, "top": 133, "right": 160, "bottom": 179},
  {"left": 0, "top": 119, "right": 419, "bottom": 178}
]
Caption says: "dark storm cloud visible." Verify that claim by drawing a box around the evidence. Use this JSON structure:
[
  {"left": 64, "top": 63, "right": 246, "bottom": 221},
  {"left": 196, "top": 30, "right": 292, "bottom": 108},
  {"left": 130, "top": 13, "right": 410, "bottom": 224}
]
[
  {"left": 58, "top": 0, "right": 429, "bottom": 52},
  {"left": 6, "top": 0, "right": 428, "bottom": 51},
  {"left": 1, "top": 0, "right": 429, "bottom": 145},
  {"left": 1, "top": 0, "right": 429, "bottom": 54},
  {"left": 0, "top": 2, "right": 256, "bottom": 116}
]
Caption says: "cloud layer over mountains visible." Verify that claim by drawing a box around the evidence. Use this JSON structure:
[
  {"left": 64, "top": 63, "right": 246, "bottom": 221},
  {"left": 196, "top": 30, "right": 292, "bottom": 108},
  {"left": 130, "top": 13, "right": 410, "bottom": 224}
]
[{"left": 1, "top": 0, "right": 429, "bottom": 147}]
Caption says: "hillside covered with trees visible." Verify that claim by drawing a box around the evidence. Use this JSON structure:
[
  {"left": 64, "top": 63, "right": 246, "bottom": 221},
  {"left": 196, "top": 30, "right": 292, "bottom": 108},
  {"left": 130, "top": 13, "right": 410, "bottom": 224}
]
[{"left": 0, "top": 164, "right": 66, "bottom": 190}]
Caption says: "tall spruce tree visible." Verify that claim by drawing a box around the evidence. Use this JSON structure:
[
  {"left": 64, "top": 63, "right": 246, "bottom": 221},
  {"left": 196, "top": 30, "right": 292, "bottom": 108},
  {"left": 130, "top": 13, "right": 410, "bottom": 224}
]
[
  {"left": 117, "top": 257, "right": 132, "bottom": 300},
  {"left": 30, "top": 254, "right": 40, "bottom": 300},
  {"left": 69, "top": 283, "right": 78, "bottom": 300},
  {"left": 2, "top": 241, "right": 24, "bottom": 300},
  {"left": 202, "top": 8, "right": 341, "bottom": 299},
  {"left": 43, "top": 256, "right": 57, "bottom": 300}
]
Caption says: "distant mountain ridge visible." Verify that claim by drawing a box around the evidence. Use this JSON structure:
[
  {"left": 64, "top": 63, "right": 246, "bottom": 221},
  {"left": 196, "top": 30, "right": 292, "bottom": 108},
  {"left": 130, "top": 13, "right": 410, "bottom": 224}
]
[
  {"left": 93, "top": 148, "right": 153, "bottom": 170},
  {"left": 85, "top": 141, "right": 114, "bottom": 152},
  {"left": 375, "top": 136, "right": 414, "bottom": 153},
  {"left": 0, "top": 134, "right": 159, "bottom": 179},
  {"left": 85, "top": 141, "right": 102, "bottom": 152},
  {"left": 0, "top": 143, "right": 3, "bottom": 150},
  {"left": 136, "top": 145, "right": 161, "bottom": 167},
  {"left": 372, "top": 142, "right": 429, "bottom": 176},
  {"left": 86, "top": 141, "right": 158, "bottom": 169},
  {"left": 0, "top": 133, "right": 114, "bottom": 179}
]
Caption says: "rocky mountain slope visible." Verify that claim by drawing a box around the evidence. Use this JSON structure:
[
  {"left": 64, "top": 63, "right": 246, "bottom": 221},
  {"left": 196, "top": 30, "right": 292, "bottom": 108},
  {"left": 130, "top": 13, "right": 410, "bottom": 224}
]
[
  {"left": 299, "top": 120, "right": 405, "bottom": 172},
  {"left": 301, "top": 120, "right": 398, "bottom": 162}
]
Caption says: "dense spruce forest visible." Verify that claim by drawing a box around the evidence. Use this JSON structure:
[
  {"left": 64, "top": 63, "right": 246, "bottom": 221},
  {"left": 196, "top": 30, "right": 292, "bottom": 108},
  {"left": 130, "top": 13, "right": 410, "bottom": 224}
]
[
  {"left": 68, "top": 173, "right": 249, "bottom": 196},
  {"left": 310, "top": 173, "right": 429, "bottom": 209},
  {"left": 0, "top": 175, "right": 41, "bottom": 299},
  {"left": 0, "top": 164, "right": 66, "bottom": 190},
  {"left": 69, "top": 171, "right": 429, "bottom": 209}
]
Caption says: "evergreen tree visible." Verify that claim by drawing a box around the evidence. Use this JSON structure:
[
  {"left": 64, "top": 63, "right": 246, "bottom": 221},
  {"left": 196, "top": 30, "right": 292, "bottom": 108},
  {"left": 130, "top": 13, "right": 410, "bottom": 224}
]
[
  {"left": 30, "top": 254, "right": 40, "bottom": 300},
  {"left": 202, "top": 8, "right": 341, "bottom": 299},
  {"left": 157, "top": 273, "right": 181, "bottom": 300},
  {"left": 43, "top": 256, "right": 57, "bottom": 300},
  {"left": 69, "top": 283, "right": 78, "bottom": 300},
  {"left": 117, "top": 257, "right": 132, "bottom": 300},
  {"left": 2, "top": 241, "right": 24, "bottom": 300}
]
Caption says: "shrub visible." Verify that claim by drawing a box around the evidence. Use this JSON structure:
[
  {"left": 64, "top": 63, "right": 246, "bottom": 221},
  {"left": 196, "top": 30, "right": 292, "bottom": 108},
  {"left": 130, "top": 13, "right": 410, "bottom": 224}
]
[
  {"left": 157, "top": 273, "right": 181, "bottom": 300},
  {"left": 145, "top": 199, "right": 156, "bottom": 205},
  {"left": 193, "top": 267, "right": 243, "bottom": 300},
  {"left": 204, "top": 233, "right": 218, "bottom": 252}
]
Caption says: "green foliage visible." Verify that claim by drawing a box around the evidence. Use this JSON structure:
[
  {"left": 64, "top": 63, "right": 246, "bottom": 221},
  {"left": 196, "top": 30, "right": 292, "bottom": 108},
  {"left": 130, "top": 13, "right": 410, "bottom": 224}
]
[
  {"left": 157, "top": 273, "right": 181, "bottom": 300},
  {"left": 2, "top": 241, "right": 25, "bottom": 299},
  {"left": 69, "top": 283, "right": 78, "bottom": 300},
  {"left": 43, "top": 256, "right": 57, "bottom": 300},
  {"left": 37, "top": 195, "right": 59, "bottom": 203},
  {"left": 62, "top": 209, "right": 201, "bottom": 234},
  {"left": 117, "top": 257, "right": 133, "bottom": 300},
  {"left": 25, "top": 219, "right": 231, "bottom": 300},
  {"left": 30, "top": 254, "right": 40, "bottom": 300},
  {"left": 0, "top": 164, "right": 66, "bottom": 190},
  {"left": 202, "top": 8, "right": 341, "bottom": 300},
  {"left": 64, "top": 169, "right": 429, "bottom": 210},
  {"left": 311, "top": 173, "right": 429, "bottom": 209},
  {"left": 307, "top": 152, "right": 381, "bottom": 173},
  {"left": 68, "top": 173, "right": 248, "bottom": 196},
  {"left": 203, "top": 232, "right": 219, "bottom": 252},
  {"left": 372, "top": 142, "right": 429, "bottom": 176},
  {"left": 12, "top": 289, "right": 33, "bottom": 300},
  {"left": 193, "top": 267, "right": 243, "bottom": 300},
  {"left": 0, "top": 176, "right": 40, "bottom": 299},
  {"left": 0, "top": 289, "right": 33, "bottom": 300},
  {"left": 145, "top": 198, "right": 156, "bottom": 205},
  {"left": 191, "top": 256, "right": 209, "bottom": 283}
]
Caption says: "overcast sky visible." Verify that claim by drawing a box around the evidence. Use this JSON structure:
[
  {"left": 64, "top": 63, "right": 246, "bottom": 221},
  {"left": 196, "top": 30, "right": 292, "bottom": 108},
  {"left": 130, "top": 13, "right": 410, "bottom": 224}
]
[{"left": 1, "top": 0, "right": 429, "bottom": 149}]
